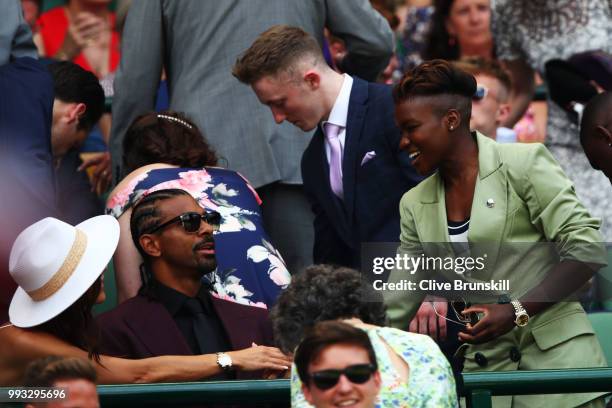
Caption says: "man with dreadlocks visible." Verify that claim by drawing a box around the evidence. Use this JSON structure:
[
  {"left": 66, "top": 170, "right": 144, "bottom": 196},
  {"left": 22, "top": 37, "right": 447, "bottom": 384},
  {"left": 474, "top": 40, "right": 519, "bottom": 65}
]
[{"left": 97, "top": 189, "right": 291, "bottom": 379}]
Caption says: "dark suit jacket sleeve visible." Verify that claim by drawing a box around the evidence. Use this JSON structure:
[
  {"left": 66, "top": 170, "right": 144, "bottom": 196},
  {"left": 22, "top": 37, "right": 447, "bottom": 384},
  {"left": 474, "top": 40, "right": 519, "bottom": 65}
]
[
  {"left": 109, "top": 0, "right": 164, "bottom": 183},
  {"left": 0, "top": 58, "right": 58, "bottom": 320},
  {"left": 376, "top": 84, "right": 423, "bottom": 186},
  {"left": 326, "top": 0, "right": 394, "bottom": 81}
]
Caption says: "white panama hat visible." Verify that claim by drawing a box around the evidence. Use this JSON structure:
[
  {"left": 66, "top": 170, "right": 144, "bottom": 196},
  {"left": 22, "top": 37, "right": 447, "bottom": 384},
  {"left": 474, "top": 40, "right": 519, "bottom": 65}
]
[{"left": 8, "top": 215, "right": 119, "bottom": 328}]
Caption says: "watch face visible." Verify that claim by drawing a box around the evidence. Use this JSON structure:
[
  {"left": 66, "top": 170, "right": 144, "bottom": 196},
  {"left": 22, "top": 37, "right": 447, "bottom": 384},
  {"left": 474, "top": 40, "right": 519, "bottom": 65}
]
[
  {"left": 516, "top": 313, "right": 529, "bottom": 327},
  {"left": 219, "top": 353, "right": 232, "bottom": 367}
]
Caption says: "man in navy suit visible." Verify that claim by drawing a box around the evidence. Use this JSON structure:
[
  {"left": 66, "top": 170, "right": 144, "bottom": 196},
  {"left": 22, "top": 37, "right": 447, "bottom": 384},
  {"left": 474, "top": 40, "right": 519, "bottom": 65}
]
[
  {"left": 0, "top": 58, "right": 107, "bottom": 323},
  {"left": 97, "top": 189, "right": 291, "bottom": 379},
  {"left": 0, "top": 57, "right": 58, "bottom": 323},
  {"left": 234, "top": 25, "right": 422, "bottom": 267}
]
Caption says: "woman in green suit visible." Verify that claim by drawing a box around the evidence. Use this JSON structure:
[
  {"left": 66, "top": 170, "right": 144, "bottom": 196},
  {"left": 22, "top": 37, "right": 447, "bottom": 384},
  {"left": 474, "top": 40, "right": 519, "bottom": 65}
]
[{"left": 384, "top": 59, "right": 607, "bottom": 407}]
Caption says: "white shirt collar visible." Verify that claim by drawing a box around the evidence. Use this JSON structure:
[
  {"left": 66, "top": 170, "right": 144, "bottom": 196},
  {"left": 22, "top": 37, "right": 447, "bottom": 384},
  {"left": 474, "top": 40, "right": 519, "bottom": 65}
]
[{"left": 323, "top": 74, "right": 353, "bottom": 130}]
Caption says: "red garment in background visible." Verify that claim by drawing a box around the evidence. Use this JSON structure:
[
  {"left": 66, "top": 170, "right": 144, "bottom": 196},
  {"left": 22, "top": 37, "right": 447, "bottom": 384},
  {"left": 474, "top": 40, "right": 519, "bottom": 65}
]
[{"left": 37, "top": 7, "right": 120, "bottom": 76}]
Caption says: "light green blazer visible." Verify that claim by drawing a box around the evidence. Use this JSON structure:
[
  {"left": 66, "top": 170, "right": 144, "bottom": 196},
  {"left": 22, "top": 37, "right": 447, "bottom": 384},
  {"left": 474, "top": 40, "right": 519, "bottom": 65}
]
[{"left": 384, "top": 132, "right": 607, "bottom": 407}]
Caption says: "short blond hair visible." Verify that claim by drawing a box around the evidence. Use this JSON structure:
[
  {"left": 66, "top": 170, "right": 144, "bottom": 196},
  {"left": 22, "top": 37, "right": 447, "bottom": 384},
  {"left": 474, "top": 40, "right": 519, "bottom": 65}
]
[{"left": 232, "top": 25, "right": 324, "bottom": 84}]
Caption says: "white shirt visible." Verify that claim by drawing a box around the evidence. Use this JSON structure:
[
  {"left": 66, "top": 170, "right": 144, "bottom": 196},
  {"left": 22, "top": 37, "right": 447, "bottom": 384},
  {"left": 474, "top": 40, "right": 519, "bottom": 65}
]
[{"left": 321, "top": 74, "right": 353, "bottom": 164}]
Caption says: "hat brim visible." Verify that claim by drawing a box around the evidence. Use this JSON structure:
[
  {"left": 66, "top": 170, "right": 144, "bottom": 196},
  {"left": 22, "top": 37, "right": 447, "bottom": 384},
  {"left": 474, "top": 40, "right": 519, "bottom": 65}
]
[{"left": 9, "top": 215, "right": 119, "bottom": 328}]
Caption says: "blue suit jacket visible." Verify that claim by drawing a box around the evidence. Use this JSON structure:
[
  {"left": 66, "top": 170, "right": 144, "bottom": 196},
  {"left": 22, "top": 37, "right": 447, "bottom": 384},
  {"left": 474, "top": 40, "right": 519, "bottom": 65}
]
[
  {"left": 301, "top": 77, "right": 421, "bottom": 267},
  {"left": 0, "top": 58, "right": 57, "bottom": 322}
]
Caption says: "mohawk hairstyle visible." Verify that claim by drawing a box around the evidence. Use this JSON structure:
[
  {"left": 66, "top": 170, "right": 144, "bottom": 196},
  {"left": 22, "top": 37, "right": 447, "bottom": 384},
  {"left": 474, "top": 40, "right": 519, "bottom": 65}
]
[{"left": 393, "top": 59, "right": 476, "bottom": 120}]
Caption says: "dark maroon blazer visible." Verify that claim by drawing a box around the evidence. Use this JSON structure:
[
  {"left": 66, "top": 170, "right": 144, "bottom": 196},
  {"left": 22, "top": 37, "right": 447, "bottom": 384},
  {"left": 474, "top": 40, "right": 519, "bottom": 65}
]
[{"left": 96, "top": 294, "right": 274, "bottom": 379}]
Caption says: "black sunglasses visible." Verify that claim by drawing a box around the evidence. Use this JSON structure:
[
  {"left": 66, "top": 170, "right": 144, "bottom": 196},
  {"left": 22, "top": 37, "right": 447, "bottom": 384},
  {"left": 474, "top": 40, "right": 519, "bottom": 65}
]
[
  {"left": 308, "top": 364, "right": 376, "bottom": 390},
  {"left": 146, "top": 211, "right": 221, "bottom": 234},
  {"left": 472, "top": 85, "right": 489, "bottom": 101}
]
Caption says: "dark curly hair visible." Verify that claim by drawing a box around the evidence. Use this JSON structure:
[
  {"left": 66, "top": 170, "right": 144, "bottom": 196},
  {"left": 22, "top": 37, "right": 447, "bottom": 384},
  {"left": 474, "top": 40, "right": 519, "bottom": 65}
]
[
  {"left": 270, "top": 265, "right": 387, "bottom": 354},
  {"left": 122, "top": 110, "right": 218, "bottom": 175},
  {"left": 35, "top": 277, "right": 102, "bottom": 363}
]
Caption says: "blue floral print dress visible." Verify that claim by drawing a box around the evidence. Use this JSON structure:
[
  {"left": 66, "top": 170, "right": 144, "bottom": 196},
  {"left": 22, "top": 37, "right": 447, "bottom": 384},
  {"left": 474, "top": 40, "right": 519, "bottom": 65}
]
[
  {"left": 107, "top": 167, "right": 290, "bottom": 309},
  {"left": 291, "top": 326, "right": 458, "bottom": 407}
]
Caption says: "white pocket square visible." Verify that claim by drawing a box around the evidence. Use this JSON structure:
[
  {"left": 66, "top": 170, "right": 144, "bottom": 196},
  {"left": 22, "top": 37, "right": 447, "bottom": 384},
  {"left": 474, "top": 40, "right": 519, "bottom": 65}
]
[{"left": 361, "top": 151, "right": 376, "bottom": 166}]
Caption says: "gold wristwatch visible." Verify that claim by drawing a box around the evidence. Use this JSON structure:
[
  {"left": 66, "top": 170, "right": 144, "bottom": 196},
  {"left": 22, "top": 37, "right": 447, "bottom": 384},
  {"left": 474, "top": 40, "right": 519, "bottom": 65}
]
[{"left": 510, "top": 300, "right": 529, "bottom": 327}]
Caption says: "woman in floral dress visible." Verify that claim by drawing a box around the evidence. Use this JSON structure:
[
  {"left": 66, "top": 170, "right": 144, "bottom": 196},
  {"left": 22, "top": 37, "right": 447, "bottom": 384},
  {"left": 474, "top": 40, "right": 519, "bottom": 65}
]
[{"left": 107, "top": 111, "right": 290, "bottom": 308}]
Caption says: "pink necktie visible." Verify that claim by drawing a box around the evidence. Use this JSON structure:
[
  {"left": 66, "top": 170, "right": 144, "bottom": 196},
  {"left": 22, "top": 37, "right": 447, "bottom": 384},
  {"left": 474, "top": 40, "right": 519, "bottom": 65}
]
[{"left": 324, "top": 122, "right": 344, "bottom": 198}]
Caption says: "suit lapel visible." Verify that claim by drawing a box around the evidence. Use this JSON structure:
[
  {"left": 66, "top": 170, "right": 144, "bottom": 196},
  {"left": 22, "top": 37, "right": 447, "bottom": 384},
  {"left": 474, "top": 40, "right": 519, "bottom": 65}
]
[
  {"left": 342, "top": 78, "right": 368, "bottom": 224},
  {"left": 125, "top": 298, "right": 192, "bottom": 356},
  {"left": 466, "top": 133, "right": 508, "bottom": 273},
  {"left": 417, "top": 174, "right": 452, "bottom": 246},
  {"left": 210, "top": 296, "right": 271, "bottom": 351},
  {"left": 414, "top": 134, "right": 509, "bottom": 262}
]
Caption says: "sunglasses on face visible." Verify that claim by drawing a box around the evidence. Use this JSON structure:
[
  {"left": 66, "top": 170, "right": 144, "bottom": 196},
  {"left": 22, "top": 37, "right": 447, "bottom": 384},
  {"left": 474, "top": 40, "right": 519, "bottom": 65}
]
[
  {"left": 147, "top": 211, "right": 221, "bottom": 234},
  {"left": 472, "top": 85, "right": 489, "bottom": 101},
  {"left": 308, "top": 364, "right": 377, "bottom": 390}
]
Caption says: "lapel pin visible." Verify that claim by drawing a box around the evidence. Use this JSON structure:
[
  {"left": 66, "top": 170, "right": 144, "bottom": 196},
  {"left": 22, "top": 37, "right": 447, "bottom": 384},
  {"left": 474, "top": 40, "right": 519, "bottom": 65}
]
[{"left": 486, "top": 198, "right": 495, "bottom": 208}]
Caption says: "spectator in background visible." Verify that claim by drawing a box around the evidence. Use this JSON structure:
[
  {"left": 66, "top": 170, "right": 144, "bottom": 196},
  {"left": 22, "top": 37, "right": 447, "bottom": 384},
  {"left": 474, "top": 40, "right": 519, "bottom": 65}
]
[
  {"left": 369, "top": 0, "right": 402, "bottom": 84},
  {"left": 20, "top": 0, "right": 42, "bottom": 33},
  {"left": 326, "top": 0, "right": 403, "bottom": 84},
  {"left": 23, "top": 356, "right": 99, "bottom": 408},
  {"left": 1, "top": 59, "right": 104, "bottom": 323},
  {"left": 422, "top": 0, "right": 492, "bottom": 62},
  {"left": 48, "top": 61, "right": 106, "bottom": 225},
  {"left": 271, "top": 265, "right": 457, "bottom": 408},
  {"left": 294, "top": 321, "right": 382, "bottom": 408},
  {"left": 0, "top": 57, "right": 57, "bottom": 324},
  {"left": 106, "top": 111, "right": 290, "bottom": 306},
  {"left": 110, "top": 0, "right": 394, "bottom": 277},
  {"left": 34, "top": 0, "right": 120, "bottom": 194},
  {"left": 1, "top": 0, "right": 38, "bottom": 64},
  {"left": 398, "top": 0, "right": 434, "bottom": 72},
  {"left": 580, "top": 92, "right": 612, "bottom": 184},
  {"left": 34, "top": 0, "right": 119, "bottom": 79},
  {"left": 454, "top": 57, "right": 514, "bottom": 142},
  {"left": 580, "top": 92, "right": 612, "bottom": 314},
  {"left": 420, "top": 0, "right": 546, "bottom": 143},
  {"left": 48, "top": 61, "right": 104, "bottom": 161},
  {"left": 493, "top": 0, "right": 612, "bottom": 241}
]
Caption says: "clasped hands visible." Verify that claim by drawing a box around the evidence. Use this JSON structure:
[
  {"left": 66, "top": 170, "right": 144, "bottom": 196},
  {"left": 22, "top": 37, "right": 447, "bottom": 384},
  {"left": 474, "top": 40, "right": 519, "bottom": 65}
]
[{"left": 408, "top": 299, "right": 516, "bottom": 344}]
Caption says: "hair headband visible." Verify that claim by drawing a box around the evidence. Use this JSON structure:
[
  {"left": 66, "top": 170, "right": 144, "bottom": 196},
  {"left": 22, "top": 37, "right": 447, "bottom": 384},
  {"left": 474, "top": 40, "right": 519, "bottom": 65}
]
[{"left": 157, "top": 114, "right": 194, "bottom": 129}]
